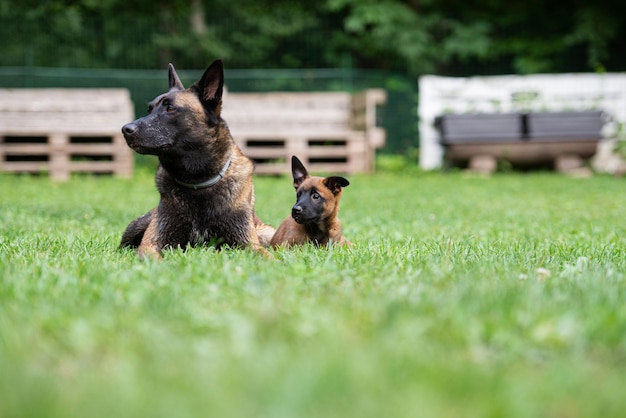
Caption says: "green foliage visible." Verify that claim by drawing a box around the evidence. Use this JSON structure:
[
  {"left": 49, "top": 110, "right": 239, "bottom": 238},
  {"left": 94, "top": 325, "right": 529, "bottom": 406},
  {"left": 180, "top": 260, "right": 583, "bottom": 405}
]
[
  {"left": 1, "top": 0, "right": 625, "bottom": 73},
  {"left": 1, "top": 170, "right": 626, "bottom": 417},
  {"left": 566, "top": 7, "right": 618, "bottom": 72},
  {"left": 327, "top": 0, "right": 494, "bottom": 73}
]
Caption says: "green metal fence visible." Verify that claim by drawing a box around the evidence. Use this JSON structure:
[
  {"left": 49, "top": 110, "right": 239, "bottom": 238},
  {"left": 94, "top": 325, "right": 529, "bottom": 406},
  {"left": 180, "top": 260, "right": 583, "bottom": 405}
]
[{"left": 0, "top": 66, "right": 418, "bottom": 153}]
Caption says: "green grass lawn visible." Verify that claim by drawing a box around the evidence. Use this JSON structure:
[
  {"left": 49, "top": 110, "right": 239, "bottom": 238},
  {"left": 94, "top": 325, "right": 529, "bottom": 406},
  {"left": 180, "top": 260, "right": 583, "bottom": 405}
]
[{"left": 1, "top": 164, "right": 626, "bottom": 418}]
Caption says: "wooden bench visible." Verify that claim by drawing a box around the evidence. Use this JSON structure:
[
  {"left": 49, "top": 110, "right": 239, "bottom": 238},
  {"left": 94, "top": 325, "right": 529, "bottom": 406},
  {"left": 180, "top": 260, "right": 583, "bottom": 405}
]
[
  {"left": 0, "top": 88, "right": 134, "bottom": 180},
  {"left": 435, "top": 111, "right": 604, "bottom": 172},
  {"left": 223, "top": 89, "right": 386, "bottom": 174}
]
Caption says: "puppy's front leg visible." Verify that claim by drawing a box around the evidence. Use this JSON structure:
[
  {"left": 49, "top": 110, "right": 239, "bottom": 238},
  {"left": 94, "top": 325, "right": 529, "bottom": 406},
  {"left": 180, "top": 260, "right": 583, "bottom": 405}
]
[
  {"left": 334, "top": 236, "right": 352, "bottom": 246},
  {"left": 329, "top": 222, "right": 351, "bottom": 247}
]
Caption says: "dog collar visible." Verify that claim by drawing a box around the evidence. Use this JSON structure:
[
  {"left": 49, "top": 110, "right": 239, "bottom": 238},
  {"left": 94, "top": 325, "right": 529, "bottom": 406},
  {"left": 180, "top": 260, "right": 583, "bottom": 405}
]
[{"left": 174, "top": 155, "right": 232, "bottom": 190}]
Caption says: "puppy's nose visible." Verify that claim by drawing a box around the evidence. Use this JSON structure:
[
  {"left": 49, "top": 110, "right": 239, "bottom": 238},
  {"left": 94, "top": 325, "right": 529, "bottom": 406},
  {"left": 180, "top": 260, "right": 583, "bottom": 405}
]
[
  {"left": 292, "top": 205, "right": 303, "bottom": 216},
  {"left": 122, "top": 123, "right": 137, "bottom": 136}
]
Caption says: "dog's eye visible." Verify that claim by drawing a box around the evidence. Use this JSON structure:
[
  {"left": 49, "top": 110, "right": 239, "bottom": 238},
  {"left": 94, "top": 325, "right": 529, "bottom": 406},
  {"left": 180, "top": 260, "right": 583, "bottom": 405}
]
[
  {"left": 161, "top": 99, "right": 175, "bottom": 113},
  {"left": 147, "top": 105, "right": 154, "bottom": 114},
  {"left": 311, "top": 192, "right": 320, "bottom": 200}
]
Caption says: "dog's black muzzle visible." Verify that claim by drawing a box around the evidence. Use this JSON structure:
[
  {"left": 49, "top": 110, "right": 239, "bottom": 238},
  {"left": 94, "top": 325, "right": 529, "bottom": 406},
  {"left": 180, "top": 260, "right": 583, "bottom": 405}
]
[
  {"left": 292, "top": 205, "right": 319, "bottom": 224},
  {"left": 121, "top": 120, "right": 172, "bottom": 155},
  {"left": 121, "top": 122, "right": 147, "bottom": 153},
  {"left": 122, "top": 122, "right": 138, "bottom": 138},
  {"left": 292, "top": 205, "right": 304, "bottom": 223}
]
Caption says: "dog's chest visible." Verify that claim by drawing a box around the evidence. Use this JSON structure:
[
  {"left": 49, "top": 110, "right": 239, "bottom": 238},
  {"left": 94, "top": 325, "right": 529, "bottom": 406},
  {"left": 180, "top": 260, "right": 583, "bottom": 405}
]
[
  {"left": 180, "top": 194, "right": 249, "bottom": 245},
  {"left": 304, "top": 223, "right": 331, "bottom": 246}
]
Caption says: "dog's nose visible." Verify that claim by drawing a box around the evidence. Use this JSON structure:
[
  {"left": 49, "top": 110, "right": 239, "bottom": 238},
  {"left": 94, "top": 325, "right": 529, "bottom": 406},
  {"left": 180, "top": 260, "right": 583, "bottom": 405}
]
[
  {"left": 122, "top": 122, "right": 137, "bottom": 136},
  {"left": 292, "top": 205, "right": 303, "bottom": 216}
]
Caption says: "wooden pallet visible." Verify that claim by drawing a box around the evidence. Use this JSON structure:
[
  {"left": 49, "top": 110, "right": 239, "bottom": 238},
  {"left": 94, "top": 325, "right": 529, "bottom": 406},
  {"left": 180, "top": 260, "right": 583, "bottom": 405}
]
[
  {"left": 223, "top": 89, "right": 386, "bottom": 174},
  {"left": 0, "top": 89, "right": 134, "bottom": 180}
]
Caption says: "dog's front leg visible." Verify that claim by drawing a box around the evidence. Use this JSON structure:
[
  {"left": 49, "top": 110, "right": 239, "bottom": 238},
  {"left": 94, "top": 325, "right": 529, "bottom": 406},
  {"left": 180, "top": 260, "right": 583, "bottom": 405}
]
[
  {"left": 119, "top": 209, "right": 155, "bottom": 248},
  {"left": 334, "top": 236, "right": 352, "bottom": 246},
  {"left": 137, "top": 217, "right": 163, "bottom": 260},
  {"left": 248, "top": 229, "right": 274, "bottom": 259},
  {"left": 329, "top": 223, "right": 351, "bottom": 247}
]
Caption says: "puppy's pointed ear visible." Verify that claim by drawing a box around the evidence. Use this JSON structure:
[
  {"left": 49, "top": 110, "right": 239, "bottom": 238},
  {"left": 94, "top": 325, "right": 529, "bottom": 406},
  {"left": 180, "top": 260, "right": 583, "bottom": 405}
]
[
  {"left": 168, "top": 63, "right": 185, "bottom": 91},
  {"left": 324, "top": 176, "right": 350, "bottom": 195},
  {"left": 195, "top": 59, "right": 224, "bottom": 113},
  {"left": 291, "top": 155, "right": 309, "bottom": 189}
]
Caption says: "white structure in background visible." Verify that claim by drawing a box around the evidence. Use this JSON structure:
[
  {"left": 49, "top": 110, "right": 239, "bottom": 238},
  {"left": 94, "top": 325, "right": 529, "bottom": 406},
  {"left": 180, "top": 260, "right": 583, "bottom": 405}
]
[{"left": 418, "top": 73, "right": 626, "bottom": 171}]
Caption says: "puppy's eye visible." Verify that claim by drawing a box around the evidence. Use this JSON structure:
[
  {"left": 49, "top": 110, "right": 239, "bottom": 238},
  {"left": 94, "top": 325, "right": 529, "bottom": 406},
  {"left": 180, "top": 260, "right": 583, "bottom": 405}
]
[
  {"left": 311, "top": 192, "right": 320, "bottom": 200},
  {"left": 147, "top": 105, "right": 154, "bottom": 114}
]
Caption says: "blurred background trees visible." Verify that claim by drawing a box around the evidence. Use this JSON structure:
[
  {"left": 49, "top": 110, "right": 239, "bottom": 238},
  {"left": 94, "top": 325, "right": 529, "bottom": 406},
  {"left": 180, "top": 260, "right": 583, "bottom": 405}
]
[
  {"left": 2, "top": 0, "right": 625, "bottom": 74},
  {"left": 2, "top": 0, "right": 624, "bottom": 154}
]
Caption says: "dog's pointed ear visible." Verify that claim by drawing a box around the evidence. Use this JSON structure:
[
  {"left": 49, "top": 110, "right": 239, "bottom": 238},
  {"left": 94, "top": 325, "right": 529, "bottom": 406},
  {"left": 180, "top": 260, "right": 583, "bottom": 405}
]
[
  {"left": 291, "top": 155, "right": 310, "bottom": 189},
  {"left": 196, "top": 59, "right": 224, "bottom": 112},
  {"left": 324, "top": 176, "right": 350, "bottom": 195},
  {"left": 168, "top": 63, "right": 185, "bottom": 91}
]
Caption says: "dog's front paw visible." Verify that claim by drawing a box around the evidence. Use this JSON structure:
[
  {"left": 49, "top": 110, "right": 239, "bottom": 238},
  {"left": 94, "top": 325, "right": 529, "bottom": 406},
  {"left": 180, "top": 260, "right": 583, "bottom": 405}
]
[{"left": 137, "top": 245, "right": 163, "bottom": 261}]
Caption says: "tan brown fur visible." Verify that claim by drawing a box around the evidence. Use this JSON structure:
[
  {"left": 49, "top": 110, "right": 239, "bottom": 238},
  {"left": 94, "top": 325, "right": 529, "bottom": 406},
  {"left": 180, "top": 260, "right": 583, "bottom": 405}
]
[
  {"left": 119, "top": 60, "right": 274, "bottom": 259},
  {"left": 271, "top": 156, "right": 350, "bottom": 248}
]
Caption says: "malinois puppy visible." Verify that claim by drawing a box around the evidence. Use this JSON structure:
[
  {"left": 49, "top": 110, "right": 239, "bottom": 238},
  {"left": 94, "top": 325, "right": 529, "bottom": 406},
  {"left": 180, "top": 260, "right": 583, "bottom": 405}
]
[
  {"left": 119, "top": 59, "right": 275, "bottom": 259},
  {"left": 271, "top": 156, "right": 350, "bottom": 247}
]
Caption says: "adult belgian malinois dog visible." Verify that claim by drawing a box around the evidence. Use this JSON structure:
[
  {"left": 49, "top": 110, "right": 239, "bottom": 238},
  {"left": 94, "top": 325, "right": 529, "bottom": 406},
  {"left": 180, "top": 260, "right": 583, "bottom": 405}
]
[
  {"left": 120, "top": 59, "right": 274, "bottom": 259},
  {"left": 271, "top": 156, "right": 350, "bottom": 247}
]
